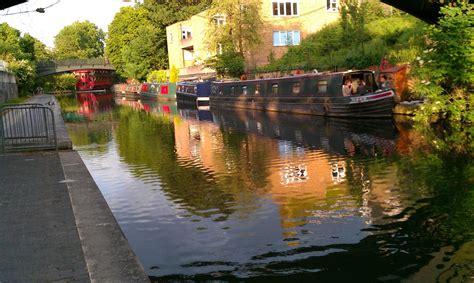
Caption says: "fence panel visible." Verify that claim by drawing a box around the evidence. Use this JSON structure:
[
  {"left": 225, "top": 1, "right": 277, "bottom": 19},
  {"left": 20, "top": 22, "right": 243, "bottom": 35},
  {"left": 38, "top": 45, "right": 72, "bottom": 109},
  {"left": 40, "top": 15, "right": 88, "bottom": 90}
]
[{"left": 0, "top": 105, "right": 57, "bottom": 153}]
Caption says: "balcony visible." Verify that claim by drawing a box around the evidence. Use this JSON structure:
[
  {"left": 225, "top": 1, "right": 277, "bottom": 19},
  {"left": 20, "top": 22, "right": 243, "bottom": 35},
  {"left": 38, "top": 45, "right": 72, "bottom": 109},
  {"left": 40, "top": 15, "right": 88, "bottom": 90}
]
[{"left": 180, "top": 37, "right": 194, "bottom": 49}]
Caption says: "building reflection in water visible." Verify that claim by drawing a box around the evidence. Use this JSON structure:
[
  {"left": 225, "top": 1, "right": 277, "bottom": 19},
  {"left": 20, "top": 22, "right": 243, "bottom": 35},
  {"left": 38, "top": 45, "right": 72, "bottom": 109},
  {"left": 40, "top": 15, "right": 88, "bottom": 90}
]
[
  {"left": 172, "top": 107, "right": 404, "bottom": 246},
  {"left": 68, "top": 98, "right": 474, "bottom": 280}
]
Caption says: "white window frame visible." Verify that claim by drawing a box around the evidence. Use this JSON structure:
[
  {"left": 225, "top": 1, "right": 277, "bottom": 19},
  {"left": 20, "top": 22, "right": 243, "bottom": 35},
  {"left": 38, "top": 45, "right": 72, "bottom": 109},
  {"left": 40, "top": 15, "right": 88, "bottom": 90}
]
[
  {"left": 213, "top": 14, "right": 226, "bottom": 25},
  {"left": 273, "top": 31, "right": 301, "bottom": 46},
  {"left": 326, "top": 0, "right": 338, "bottom": 12},
  {"left": 181, "top": 27, "right": 192, "bottom": 39},
  {"left": 272, "top": 0, "right": 299, "bottom": 16},
  {"left": 183, "top": 49, "right": 194, "bottom": 61}
]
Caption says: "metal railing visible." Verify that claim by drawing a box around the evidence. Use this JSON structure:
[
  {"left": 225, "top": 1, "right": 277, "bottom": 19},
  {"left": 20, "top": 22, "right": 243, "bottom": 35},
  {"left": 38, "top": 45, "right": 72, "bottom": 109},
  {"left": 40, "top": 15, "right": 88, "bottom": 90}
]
[{"left": 0, "top": 104, "right": 58, "bottom": 153}]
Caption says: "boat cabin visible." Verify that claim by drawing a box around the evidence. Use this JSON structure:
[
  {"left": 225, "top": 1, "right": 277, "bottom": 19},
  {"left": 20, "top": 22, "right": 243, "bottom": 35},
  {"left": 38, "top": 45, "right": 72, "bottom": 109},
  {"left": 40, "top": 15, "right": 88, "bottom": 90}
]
[{"left": 211, "top": 71, "right": 378, "bottom": 98}]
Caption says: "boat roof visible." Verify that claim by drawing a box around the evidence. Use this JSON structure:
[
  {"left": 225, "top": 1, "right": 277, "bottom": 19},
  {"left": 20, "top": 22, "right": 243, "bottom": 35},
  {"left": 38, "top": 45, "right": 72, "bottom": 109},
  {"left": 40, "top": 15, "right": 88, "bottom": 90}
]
[{"left": 214, "top": 70, "right": 373, "bottom": 84}]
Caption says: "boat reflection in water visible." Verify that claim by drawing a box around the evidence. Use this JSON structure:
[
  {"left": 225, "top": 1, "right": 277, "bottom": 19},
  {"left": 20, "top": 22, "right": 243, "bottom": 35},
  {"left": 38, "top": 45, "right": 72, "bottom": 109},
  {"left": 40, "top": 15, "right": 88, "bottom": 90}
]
[
  {"left": 114, "top": 96, "right": 178, "bottom": 116},
  {"left": 175, "top": 108, "right": 401, "bottom": 231},
  {"left": 76, "top": 92, "right": 114, "bottom": 118}
]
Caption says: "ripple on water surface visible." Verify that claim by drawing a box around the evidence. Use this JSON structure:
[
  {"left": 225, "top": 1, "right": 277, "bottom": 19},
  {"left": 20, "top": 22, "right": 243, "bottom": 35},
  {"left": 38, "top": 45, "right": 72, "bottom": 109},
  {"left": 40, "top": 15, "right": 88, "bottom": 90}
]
[{"left": 68, "top": 106, "right": 474, "bottom": 281}]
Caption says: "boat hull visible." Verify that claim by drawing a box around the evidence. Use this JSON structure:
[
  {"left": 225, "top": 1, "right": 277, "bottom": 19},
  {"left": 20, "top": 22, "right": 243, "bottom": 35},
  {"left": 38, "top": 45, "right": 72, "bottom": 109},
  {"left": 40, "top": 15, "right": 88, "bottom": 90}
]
[
  {"left": 210, "top": 90, "right": 395, "bottom": 118},
  {"left": 113, "top": 83, "right": 140, "bottom": 99},
  {"left": 176, "top": 81, "right": 211, "bottom": 106},
  {"left": 140, "top": 83, "right": 177, "bottom": 101}
]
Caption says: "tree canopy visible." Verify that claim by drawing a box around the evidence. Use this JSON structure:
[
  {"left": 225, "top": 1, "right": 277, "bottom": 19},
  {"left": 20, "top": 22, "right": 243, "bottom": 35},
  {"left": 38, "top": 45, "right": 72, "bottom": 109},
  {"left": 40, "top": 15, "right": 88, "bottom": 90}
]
[
  {"left": 411, "top": 0, "right": 474, "bottom": 124},
  {"left": 204, "top": 0, "right": 263, "bottom": 77},
  {"left": 106, "top": 1, "right": 209, "bottom": 81},
  {"left": 205, "top": 0, "right": 262, "bottom": 56},
  {"left": 54, "top": 20, "right": 105, "bottom": 59},
  {"left": 0, "top": 23, "right": 51, "bottom": 94}
]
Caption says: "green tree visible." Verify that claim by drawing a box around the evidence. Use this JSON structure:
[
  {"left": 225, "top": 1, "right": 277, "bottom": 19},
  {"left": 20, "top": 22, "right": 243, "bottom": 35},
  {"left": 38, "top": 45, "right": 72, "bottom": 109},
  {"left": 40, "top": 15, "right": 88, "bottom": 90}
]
[
  {"left": 0, "top": 23, "right": 25, "bottom": 59},
  {"left": 339, "top": 0, "right": 379, "bottom": 55},
  {"left": 203, "top": 0, "right": 262, "bottom": 76},
  {"left": 5, "top": 57, "right": 36, "bottom": 94},
  {"left": 411, "top": 0, "right": 474, "bottom": 124},
  {"left": 0, "top": 23, "right": 50, "bottom": 95},
  {"left": 38, "top": 73, "right": 77, "bottom": 93},
  {"left": 107, "top": 2, "right": 209, "bottom": 80},
  {"left": 106, "top": 6, "right": 148, "bottom": 78},
  {"left": 54, "top": 21, "right": 105, "bottom": 59},
  {"left": 121, "top": 24, "right": 167, "bottom": 81},
  {"left": 206, "top": 50, "right": 244, "bottom": 78},
  {"left": 20, "top": 34, "right": 53, "bottom": 61},
  {"left": 205, "top": 0, "right": 262, "bottom": 58},
  {"left": 143, "top": 0, "right": 210, "bottom": 27}
]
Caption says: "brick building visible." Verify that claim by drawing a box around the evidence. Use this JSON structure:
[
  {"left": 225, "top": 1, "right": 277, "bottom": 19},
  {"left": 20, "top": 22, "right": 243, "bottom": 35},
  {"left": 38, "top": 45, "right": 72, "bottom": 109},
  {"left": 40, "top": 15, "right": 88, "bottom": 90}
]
[{"left": 166, "top": 0, "right": 340, "bottom": 77}]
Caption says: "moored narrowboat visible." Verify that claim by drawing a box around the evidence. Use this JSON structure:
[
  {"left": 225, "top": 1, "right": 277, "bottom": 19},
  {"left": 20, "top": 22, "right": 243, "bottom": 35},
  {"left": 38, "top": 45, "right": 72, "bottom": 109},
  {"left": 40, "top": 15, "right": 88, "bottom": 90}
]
[
  {"left": 176, "top": 81, "right": 211, "bottom": 106},
  {"left": 210, "top": 70, "right": 395, "bottom": 118},
  {"left": 113, "top": 83, "right": 140, "bottom": 99},
  {"left": 140, "top": 83, "right": 177, "bottom": 101}
]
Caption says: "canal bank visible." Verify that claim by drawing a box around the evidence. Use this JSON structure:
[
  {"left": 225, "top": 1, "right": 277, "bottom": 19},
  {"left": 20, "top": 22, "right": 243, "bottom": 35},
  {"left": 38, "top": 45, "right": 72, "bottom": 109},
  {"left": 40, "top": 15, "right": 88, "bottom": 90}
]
[{"left": 0, "top": 95, "right": 149, "bottom": 282}]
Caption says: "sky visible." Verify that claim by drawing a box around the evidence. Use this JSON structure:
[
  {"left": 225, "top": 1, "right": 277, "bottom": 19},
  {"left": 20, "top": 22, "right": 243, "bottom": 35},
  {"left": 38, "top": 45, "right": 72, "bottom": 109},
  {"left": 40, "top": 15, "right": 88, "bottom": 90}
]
[{"left": 0, "top": 0, "right": 138, "bottom": 48}]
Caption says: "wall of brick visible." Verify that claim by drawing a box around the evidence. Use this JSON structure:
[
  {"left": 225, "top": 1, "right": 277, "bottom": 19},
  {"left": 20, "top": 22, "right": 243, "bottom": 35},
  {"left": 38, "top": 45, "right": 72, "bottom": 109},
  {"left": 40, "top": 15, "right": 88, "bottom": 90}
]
[{"left": 166, "top": 0, "right": 340, "bottom": 74}]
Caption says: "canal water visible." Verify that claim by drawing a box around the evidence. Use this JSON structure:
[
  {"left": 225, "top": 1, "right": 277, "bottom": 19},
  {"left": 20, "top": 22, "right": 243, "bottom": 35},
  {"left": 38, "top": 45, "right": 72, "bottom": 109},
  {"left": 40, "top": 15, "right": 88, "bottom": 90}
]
[{"left": 64, "top": 93, "right": 474, "bottom": 281}]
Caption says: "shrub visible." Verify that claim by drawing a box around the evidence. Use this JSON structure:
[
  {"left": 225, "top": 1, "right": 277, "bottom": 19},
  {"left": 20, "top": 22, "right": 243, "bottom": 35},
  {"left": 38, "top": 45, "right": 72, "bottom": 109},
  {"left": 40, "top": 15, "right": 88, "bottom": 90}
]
[
  {"left": 206, "top": 51, "right": 244, "bottom": 78},
  {"left": 411, "top": 0, "right": 474, "bottom": 124},
  {"left": 147, "top": 70, "right": 167, "bottom": 83}
]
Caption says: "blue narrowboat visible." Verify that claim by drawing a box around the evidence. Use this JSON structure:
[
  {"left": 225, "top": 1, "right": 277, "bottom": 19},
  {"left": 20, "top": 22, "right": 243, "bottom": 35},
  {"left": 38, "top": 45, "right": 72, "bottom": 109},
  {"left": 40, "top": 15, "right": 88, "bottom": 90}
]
[{"left": 176, "top": 81, "right": 211, "bottom": 106}]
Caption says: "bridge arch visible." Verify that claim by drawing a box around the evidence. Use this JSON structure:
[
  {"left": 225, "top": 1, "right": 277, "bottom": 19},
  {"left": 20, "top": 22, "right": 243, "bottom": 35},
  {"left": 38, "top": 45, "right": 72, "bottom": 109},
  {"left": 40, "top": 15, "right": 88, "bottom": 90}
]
[{"left": 36, "top": 58, "right": 115, "bottom": 77}]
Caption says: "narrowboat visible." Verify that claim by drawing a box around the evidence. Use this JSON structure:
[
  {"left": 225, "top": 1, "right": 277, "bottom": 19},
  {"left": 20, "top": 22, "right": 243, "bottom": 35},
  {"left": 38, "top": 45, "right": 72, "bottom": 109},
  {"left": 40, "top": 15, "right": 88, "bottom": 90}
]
[
  {"left": 113, "top": 83, "right": 140, "bottom": 99},
  {"left": 74, "top": 69, "right": 114, "bottom": 91},
  {"left": 140, "top": 83, "right": 177, "bottom": 101},
  {"left": 176, "top": 81, "right": 211, "bottom": 106},
  {"left": 210, "top": 70, "right": 395, "bottom": 118}
]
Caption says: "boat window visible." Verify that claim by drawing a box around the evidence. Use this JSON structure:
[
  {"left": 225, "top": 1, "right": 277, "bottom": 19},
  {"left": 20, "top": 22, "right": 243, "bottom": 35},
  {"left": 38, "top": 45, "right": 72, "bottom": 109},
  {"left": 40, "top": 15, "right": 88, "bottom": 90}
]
[
  {"left": 293, "top": 82, "right": 301, "bottom": 94},
  {"left": 364, "top": 73, "right": 374, "bottom": 92},
  {"left": 272, "top": 83, "right": 278, "bottom": 95},
  {"left": 231, "top": 86, "right": 235, "bottom": 95},
  {"left": 255, "top": 84, "right": 261, "bottom": 95},
  {"left": 242, "top": 85, "right": 248, "bottom": 95},
  {"left": 317, "top": 80, "right": 328, "bottom": 93}
]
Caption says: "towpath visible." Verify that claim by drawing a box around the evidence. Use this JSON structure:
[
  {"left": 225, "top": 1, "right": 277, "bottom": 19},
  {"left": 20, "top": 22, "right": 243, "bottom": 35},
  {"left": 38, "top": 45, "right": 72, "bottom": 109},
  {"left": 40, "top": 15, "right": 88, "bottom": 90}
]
[{"left": 0, "top": 95, "right": 149, "bottom": 282}]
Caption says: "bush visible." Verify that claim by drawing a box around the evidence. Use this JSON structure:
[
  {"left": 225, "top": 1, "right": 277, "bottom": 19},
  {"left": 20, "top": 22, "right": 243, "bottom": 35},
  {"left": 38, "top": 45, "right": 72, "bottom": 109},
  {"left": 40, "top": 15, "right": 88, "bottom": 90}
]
[
  {"left": 263, "top": 14, "right": 427, "bottom": 73},
  {"left": 206, "top": 51, "right": 244, "bottom": 78},
  {"left": 6, "top": 57, "right": 36, "bottom": 96},
  {"left": 411, "top": 1, "right": 474, "bottom": 124},
  {"left": 147, "top": 70, "right": 167, "bottom": 83},
  {"left": 169, "top": 65, "right": 179, "bottom": 83},
  {"left": 39, "top": 73, "right": 77, "bottom": 93}
]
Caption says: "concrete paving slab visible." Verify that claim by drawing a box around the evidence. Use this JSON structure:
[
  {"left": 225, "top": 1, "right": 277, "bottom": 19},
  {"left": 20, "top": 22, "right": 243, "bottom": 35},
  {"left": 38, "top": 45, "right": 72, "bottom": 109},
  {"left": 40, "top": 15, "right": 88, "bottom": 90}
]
[
  {"left": 0, "top": 151, "right": 89, "bottom": 282},
  {"left": 0, "top": 94, "right": 149, "bottom": 282}
]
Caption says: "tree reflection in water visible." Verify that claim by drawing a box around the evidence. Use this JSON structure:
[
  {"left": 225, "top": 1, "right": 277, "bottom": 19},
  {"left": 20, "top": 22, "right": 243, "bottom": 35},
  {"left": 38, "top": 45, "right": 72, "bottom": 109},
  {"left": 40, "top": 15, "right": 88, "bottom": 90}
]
[{"left": 67, "top": 100, "right": 474, "bottom": 281}]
